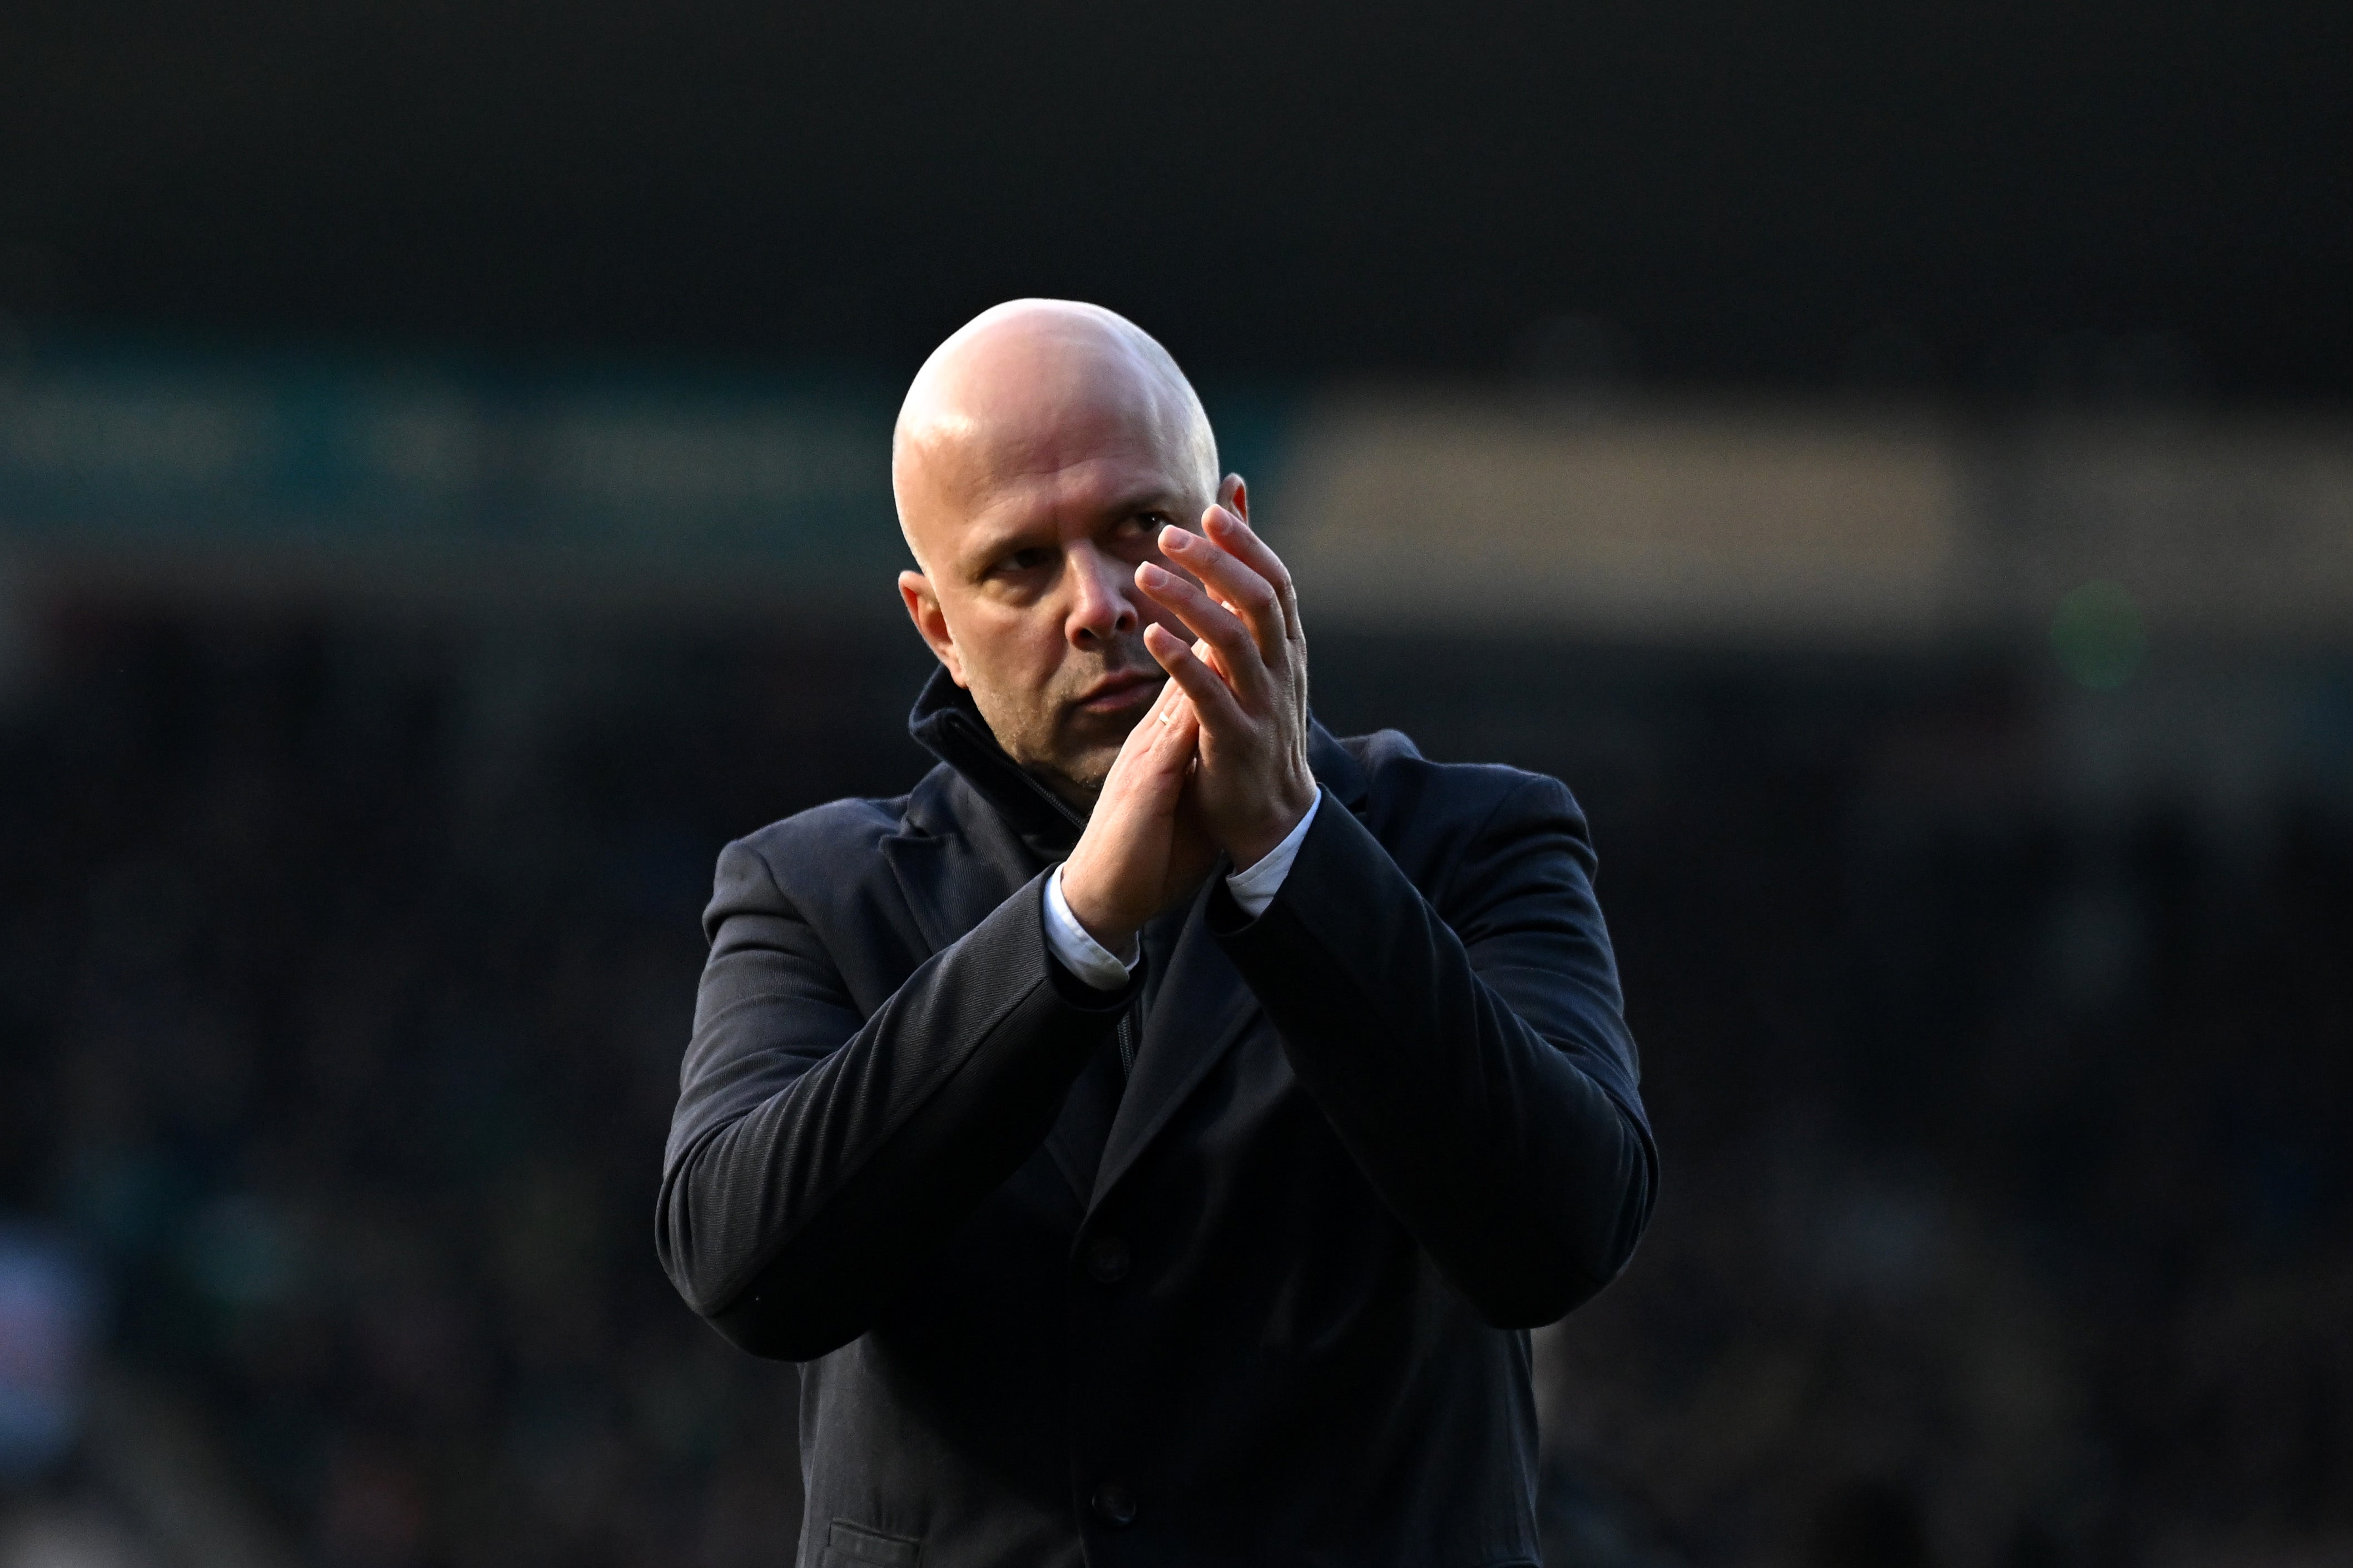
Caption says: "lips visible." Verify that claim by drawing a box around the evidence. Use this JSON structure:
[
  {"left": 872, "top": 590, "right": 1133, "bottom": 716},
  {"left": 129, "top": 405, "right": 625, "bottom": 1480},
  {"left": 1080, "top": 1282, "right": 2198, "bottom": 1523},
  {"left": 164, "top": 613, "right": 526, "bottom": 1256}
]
[{"left": 1073, "top": 671, "right": 1163, "bottom": 713}]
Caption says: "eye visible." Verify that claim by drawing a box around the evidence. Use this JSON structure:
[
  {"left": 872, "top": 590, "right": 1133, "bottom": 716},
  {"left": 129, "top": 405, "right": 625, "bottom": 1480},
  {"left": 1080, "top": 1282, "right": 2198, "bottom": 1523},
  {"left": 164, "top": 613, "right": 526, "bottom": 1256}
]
[{"left": 998, "top": 545, "right": 1054, "bottom": 574}]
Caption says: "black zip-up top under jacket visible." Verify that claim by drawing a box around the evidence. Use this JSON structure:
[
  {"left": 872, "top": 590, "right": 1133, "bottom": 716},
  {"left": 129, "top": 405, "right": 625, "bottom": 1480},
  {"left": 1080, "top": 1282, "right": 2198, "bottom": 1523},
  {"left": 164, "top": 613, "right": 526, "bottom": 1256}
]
[{"left": 658, "top": 671, "right": 1657, "bottom": 1568}]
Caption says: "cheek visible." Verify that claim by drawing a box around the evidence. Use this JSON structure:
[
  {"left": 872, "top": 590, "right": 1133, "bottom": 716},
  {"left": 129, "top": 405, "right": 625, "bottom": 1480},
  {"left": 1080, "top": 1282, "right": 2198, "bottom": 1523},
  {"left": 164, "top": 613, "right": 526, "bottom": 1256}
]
[{"left": 957, "top": 601, "right": 1076, "bottom": 693}]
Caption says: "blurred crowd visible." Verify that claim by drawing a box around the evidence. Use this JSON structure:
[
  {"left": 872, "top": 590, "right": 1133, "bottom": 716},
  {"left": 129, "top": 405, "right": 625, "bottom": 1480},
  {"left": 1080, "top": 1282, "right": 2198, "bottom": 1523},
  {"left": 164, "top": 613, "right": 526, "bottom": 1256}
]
[
  {"left": 1, "top": 612, "right": 2346, "bottom": 1568},
  {"left": 1528, "top": 669, "right": 2353, "bottom": 1568}
]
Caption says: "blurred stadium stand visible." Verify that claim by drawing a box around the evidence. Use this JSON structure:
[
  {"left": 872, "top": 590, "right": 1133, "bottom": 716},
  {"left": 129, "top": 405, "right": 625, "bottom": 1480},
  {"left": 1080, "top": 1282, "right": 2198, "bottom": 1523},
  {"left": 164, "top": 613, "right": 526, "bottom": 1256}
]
[
  {"left": 6, "top": 338, "right": 2349, "bottom": 644},
  {"left": 2, "top": 341, "right": 2349, "bottom": 1566}
]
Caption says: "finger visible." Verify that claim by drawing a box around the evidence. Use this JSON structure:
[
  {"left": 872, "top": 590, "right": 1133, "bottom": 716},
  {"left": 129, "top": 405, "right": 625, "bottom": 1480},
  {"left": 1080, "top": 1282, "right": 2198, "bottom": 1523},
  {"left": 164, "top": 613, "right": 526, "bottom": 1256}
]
[
  {"left": 1145, "top": 677, "right": 1198, "bottom": 748},
  {"left": 1113, "top": 675, "right": 1180, "bottom": 755},
  {"left": 1136, "top": 562, "right": 1268, "bottom": 702},
  {"left": 1158, "top": 523, "right": 1286, "bottom": 664},
  {"left": 1102, "top": 676, "right": 1187, "bottom": 789},
  {"left": 1201, "top": 505, "right": 1303, "bottom": 643},
  {"left": 1181, "top": 636, "right": 1240, "bottom": 698},
  {"left": 1188, "top": 629, "right": 1235, "bottom": 688},
  {"left": 1147, "top": 668, "right": 1185, "bottom": 725},
  {"left": 1102, "top": 690, "right": 1198, "bottom": 812},
  {"left": 1143, "top": 672, "right": 1203, "bottom": 750},
  {"left": 1155, "top": 692, "right": 1201, "bottom": 748},
  {"left": 1128, "top": 723, "right": 1195, "bottom": 805},
  {"left": 1143, "top": 621, "right": 1249, "bottom": 735}
]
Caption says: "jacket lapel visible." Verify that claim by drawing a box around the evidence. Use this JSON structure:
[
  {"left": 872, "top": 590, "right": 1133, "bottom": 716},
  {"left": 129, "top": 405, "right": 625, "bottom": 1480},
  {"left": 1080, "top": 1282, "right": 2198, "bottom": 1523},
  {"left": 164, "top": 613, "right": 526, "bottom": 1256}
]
[
  {"left": 891, "top": 671, "right": 1379, "bottom": 1214},
  {"left": 1306, "top": 720, "right": 1371, "bottom": 820},
  {"left": 1088, "top": 886, "right": 1261, "bottom": 1210},
  {"left": 1042, "top": 1043, "right": 1124, "bottom": 1202},
  {"left": 1086, "top": 722, "right": 1374, "bottom": 1211},
  {"left": 884, "top": 814, "right": 1112, "bottom": 1208},
  {"left": 878, "top": 812, "right": 1026, "bottom": 956}
]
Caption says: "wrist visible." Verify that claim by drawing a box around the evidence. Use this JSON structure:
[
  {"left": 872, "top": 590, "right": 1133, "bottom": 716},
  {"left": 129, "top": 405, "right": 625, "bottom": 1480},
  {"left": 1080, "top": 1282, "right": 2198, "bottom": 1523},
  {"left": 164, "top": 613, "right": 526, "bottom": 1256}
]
[
  {"left": 1057, "top": 862, "right": 1140, "bottom": 958},
  {"left": 1227, "top": 774, "right": 1319, "bottom": 873}
]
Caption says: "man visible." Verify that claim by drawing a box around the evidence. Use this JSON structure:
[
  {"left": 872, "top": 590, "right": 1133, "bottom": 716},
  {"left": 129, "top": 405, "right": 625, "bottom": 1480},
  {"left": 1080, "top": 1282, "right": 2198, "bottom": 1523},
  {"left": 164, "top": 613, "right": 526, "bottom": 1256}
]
[{"left": 658, "top": 300, "right": 1656, "bottom": 1567}]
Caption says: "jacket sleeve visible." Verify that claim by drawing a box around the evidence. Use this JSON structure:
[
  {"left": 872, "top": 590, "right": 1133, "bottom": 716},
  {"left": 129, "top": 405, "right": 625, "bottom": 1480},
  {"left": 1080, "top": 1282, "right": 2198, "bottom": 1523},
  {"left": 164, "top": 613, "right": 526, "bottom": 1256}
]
[
  {"left": 1208, "top": 775, "right": 1657, "bottom": 1327},
  {"left": 657, "top": 837, "right": 1134, "bottom": 1361}
]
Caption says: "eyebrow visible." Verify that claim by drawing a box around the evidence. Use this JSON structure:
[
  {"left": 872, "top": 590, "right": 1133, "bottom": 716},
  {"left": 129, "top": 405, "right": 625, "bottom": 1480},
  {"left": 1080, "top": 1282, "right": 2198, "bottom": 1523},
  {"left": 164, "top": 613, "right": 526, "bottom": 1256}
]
[{"left": 960, "top": 487, "right": 1188, "bottom": 569}]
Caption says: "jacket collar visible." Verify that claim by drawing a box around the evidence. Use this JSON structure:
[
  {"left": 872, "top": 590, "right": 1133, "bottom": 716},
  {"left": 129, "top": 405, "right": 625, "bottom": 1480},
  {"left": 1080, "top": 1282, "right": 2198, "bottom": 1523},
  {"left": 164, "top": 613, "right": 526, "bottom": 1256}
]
[
  {"left": 1305, "top": 712, "right": 1369, "bottom": 815},
  {"left": 906, "top": 666, "right": 1088, "bottom": 856},
  {"left": 905, "top": 662, "right": 1370, "bottom": 848}
]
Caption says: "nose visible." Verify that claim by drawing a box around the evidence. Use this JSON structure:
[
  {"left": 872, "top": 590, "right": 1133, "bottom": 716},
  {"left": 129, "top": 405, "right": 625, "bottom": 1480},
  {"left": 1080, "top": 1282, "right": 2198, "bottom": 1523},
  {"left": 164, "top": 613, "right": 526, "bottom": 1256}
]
[{"left": 1065, "top": 542, "right": 1141, "bottom": 650}]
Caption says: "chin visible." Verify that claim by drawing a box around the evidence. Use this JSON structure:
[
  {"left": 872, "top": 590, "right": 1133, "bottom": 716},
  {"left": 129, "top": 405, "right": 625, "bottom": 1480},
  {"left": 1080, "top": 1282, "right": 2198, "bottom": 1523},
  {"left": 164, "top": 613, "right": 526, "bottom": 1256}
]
[
  {"left": 1065, "top": 750, "right": 1121, "bottom": 797},
  {"left": 1062, "top": 700, "right": 1145, "bottom": 750},
  {"left": 994, "top": 698, "right": 1143, "bottom": 805},
  {"left": 1048, "top": 735, "right": 1126, "bottom": 799}
]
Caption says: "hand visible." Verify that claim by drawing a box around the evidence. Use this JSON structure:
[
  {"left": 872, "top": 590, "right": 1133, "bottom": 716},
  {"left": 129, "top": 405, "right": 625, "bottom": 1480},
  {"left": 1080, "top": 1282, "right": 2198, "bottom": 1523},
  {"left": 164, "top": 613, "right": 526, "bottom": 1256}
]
[
  {"left": 1058, "top": 674, "right": 1218, "bottom": 957},
  {"left": 1134, "top": 504, "right": 1316, "bottom": 871}
]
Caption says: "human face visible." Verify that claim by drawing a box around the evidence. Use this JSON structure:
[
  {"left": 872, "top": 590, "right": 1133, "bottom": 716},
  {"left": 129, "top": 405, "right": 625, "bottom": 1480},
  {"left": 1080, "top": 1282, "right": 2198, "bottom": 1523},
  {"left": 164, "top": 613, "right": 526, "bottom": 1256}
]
[{"left": 898, "top": 404, "right": 1228, "bottom": 804}]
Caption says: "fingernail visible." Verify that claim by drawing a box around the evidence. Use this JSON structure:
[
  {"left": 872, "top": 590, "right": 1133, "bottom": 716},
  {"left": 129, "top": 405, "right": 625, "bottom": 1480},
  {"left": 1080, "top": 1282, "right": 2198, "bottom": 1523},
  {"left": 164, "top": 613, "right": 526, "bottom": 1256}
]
[{"left": 1138, "top": 563, "right": 1168, "bottom": 586}]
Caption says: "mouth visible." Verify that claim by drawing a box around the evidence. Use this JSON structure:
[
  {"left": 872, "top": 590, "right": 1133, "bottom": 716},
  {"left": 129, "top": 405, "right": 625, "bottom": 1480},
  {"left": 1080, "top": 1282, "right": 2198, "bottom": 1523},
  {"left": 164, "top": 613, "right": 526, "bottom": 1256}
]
[{"left": 1072, "top": 669, "right": 1165, "bottom": 716}]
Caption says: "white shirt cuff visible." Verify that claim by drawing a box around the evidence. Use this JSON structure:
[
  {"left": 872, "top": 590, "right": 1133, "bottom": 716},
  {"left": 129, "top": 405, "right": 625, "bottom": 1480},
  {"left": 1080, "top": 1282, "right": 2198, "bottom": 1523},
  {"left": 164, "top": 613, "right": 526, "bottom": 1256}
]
[
  {"left": 1223, "top": 791, "right": 1320, "bottom": 919},
  {"left": 1044, "top": 864, "right": 1138, "bottom": 991},
  {"left": 1044, "top": 791, "right": 1321, "bottom": 989}
]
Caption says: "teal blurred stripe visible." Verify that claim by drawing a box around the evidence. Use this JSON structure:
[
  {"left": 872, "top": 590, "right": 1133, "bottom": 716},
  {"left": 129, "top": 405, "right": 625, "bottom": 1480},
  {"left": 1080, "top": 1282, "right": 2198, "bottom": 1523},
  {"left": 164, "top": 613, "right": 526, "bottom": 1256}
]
[
  {"left": 0, "top": 339, "right": 1297, "bottom": 580},
  {"left": 0, "top": 338, "right": 898, "bottom": 577}
]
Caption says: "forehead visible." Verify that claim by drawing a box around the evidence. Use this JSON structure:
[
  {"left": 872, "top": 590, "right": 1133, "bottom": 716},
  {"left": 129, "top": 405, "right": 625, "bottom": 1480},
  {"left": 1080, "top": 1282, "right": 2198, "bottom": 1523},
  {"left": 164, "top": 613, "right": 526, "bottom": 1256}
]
[{"left": 906, "top": 370, "right": 1205, "bottom": 554}]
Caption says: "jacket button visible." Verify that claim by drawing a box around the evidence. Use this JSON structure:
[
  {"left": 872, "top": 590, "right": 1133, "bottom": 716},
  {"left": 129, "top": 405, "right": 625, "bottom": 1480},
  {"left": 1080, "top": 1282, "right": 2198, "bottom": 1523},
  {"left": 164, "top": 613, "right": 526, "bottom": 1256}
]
[
  {"left": 1092, "top": 1481, "right": 1137, "bottom": 1527},
  {"left": 1084, "top": 1235, "right": 1130, "bottom": 1284}
]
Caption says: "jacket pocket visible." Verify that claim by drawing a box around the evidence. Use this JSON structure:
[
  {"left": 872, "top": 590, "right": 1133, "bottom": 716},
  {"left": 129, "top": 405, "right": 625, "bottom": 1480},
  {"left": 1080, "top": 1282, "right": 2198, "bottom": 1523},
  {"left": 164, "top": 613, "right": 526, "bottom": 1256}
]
[{"left": 819, "top": 1519, "right": 922, "bottom": 1568}]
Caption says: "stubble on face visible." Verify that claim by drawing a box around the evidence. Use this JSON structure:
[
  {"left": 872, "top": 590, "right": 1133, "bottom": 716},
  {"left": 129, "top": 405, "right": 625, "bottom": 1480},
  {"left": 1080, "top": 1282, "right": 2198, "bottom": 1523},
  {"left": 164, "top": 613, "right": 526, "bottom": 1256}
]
[{"left": 969, "top": 630, "right": 1165, "bottom": 805}]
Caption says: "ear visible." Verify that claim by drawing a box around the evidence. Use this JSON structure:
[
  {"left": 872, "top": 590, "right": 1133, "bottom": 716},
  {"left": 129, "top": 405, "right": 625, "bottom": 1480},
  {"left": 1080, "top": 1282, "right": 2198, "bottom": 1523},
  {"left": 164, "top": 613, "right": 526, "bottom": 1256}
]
[
  {"left": 1217, "top": 473, "right": 1248, "bottom": 523},
  {"left": 898, "top": 570, "right": 969, "bottom": 687}
]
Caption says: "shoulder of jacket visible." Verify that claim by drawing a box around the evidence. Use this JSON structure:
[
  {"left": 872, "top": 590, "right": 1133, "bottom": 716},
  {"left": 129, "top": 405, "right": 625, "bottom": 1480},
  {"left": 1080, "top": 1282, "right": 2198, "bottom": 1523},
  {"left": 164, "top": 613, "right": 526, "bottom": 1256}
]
[
  {"left": 725, "top": 783, "right": 927, "bottom": 891},
  {"left": 1340, "top": 728, "right": 1571, "bottom": 823},
  {"left": 1336, "top": 733, "right": 1593, "bottom": 906}
]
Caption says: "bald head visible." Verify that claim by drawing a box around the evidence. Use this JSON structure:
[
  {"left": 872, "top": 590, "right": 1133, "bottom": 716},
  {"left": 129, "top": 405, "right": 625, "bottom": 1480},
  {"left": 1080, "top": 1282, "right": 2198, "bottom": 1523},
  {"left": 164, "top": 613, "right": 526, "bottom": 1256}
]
[
  {"left": 893, "top": 300, "right": 1217, "bottom": 570},
  {"left": 890, "top": 300, "right": 1242, "bottom": 802}
]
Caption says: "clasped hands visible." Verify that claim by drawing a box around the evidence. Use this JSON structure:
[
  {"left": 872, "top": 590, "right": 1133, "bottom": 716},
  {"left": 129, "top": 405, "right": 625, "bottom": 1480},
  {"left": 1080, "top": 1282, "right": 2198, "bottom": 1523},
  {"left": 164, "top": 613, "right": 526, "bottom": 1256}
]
[{"left": 1059, "top": 505, "right": 1316, "bottom": 959}]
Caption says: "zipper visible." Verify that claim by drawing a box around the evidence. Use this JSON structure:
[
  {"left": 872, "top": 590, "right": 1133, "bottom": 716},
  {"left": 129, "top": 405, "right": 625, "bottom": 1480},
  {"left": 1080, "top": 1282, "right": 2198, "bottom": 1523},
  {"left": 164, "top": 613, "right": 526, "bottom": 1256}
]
[{"left": 1116, "top": 1005, "right": 1139, "bottom": 1078}]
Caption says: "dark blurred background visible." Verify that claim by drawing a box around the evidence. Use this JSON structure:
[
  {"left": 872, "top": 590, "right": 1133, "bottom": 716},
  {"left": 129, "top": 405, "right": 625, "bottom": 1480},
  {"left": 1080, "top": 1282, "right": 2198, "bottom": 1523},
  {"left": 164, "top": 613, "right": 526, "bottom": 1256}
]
[{"left": 2, "top": 3, "right": 2349, "bottom": 1566}]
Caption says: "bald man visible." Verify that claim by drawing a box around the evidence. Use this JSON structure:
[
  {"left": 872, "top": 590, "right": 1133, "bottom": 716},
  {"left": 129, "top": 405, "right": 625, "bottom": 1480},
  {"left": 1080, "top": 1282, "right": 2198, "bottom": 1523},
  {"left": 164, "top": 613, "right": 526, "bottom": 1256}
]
[{"left": 658, "top": 302, "right": 1655, "bottom": 1568}]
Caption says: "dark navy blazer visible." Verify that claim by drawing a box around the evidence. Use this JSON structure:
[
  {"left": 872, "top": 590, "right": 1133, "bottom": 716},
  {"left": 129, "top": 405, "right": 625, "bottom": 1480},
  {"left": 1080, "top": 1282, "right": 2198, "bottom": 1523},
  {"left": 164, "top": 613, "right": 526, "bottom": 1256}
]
[{"left": 658, "top": 670, "right": 1657, "bottom": 1568}]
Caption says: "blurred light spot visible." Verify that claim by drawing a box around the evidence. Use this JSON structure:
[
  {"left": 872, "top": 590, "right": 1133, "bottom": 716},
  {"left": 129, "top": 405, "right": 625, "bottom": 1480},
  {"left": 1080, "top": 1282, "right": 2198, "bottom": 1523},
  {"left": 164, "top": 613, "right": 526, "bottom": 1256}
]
[
  {"left": 182, "top": 1195, "right": 296, "bottom": 1308},
  {"left": 316, "top": 1448, "right": 428, "bottom": 1566},
  {"left": 1812, "top": 1182, "right": 1948, "bottom": 1303},
  {"left": 2046, "top": 879, "right": 2145, "bottom": 1013},
  {"left": 65, "top": 1152, "right": 181, "bottom": 1261},
  {"left": 0, "top": 1509, "right": 155, "bottom": 1568},
  {"left": 0, "top": 309, "right": 29, "bottom": 389},
  {"left": 2050, "top": 580, "right": 2147, "bottom": 689},
  {"left": 0, "top": 1227, "right": 96, "bottom": 1481},
  {"left": 0, "top": 561, "right": 27, "bottom": 714}
]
